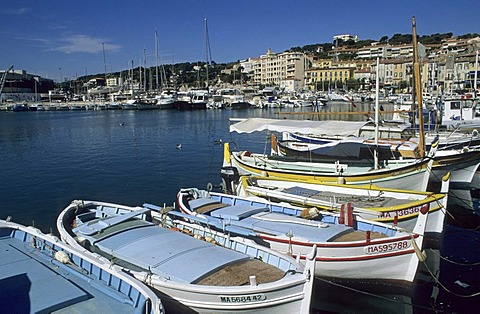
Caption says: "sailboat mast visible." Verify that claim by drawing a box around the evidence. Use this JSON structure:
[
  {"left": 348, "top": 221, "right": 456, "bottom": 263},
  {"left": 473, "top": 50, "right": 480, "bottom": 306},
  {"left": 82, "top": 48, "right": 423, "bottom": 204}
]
[
  {"left": 143, "top": 48, "right": 147, "bottom": 91},
  {"left": 155, "top": 31, "right": 159, "bottom": 91},
  {"left": 412, "top": 16, "right": 425, "bottom": 157},
  {"left": 374, "top": 57, "right": 380, "bottom": 169},
  {"left": 474, "top": 49, "right": 479, "bottom": 98},
  {"left": 204, "top": 18, "right": 212, "bottom": 89},
  {"left": 102, "top": 43, "right": 107, "bottom": 83}
]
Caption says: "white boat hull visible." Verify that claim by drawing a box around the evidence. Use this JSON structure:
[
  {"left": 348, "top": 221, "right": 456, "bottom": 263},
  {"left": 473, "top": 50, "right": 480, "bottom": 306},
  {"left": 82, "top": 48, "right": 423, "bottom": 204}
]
[{"left": 57, "top": 200, "right": 315, "bottom": 314}]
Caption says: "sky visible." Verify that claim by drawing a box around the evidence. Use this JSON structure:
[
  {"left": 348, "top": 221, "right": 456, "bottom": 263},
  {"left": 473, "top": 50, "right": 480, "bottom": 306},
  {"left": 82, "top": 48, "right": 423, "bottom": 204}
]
[{"left": 1, "top": 0, "right": 478, "bottom": 82}]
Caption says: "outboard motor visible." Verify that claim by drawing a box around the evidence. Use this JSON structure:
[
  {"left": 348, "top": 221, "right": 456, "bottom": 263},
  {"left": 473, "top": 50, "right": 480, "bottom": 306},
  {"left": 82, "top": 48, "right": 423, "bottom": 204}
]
[{"left": 220, "top": 166, "right": 240, "bottom": 194}]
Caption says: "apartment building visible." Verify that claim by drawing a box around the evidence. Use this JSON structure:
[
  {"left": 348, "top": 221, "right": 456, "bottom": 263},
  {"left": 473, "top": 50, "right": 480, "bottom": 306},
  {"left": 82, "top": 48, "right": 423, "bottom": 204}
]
[
  {"left": 305, "top": 59, "right": 357, "bottom": 90},
  {"left": 251, "top": 48, "right": 309, "bottom": 91},
  {"left": 245, "top": 37, "right": 478, "bottom": 93}
]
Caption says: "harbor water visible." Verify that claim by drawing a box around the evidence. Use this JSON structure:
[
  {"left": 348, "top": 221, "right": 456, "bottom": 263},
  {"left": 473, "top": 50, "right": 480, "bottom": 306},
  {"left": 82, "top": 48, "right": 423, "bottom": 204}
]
[{"left": 1, "top": 104, "right": 479, "bottom": 312}]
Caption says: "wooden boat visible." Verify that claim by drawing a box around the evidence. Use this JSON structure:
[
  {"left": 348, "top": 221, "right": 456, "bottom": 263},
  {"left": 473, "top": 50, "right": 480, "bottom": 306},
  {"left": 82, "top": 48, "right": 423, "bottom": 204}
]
[
  {"left": 157, "top": 188, "right": 430, "bottom": 284},
  {"left": 222, "top": 141, "right": 437, "bottom": 192},
  {"left": 0, "top": 218, "right": 163, "bottom": 314},
  {"left": 57, "top": 200, "right": 315, "bottom": 313},
  {"left": 275, "top": 135, "right": 420, "bottom": 160},
  {"left": 280, "top": 120, "right": 480, "bottom": 151},
  {"left": 275, "top": 131, "right": 480, "bottom": 187},
  {"left": 234, "top": 174, "right": 449, "bottom": 235}
]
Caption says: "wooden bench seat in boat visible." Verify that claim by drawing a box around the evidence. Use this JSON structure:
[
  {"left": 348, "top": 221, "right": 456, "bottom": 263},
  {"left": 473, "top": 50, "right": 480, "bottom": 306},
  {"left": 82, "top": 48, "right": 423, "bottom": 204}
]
[
  {"left": 188, "top": 198, "right": 228, "bottom": 213},
  {"left": 74, "top": 207, "right": 151, "bottom": 236}
]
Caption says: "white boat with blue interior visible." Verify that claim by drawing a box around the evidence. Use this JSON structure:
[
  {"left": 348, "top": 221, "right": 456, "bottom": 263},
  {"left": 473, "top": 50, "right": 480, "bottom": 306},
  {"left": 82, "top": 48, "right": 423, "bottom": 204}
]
[
  {"left": 147, "top": 188, "right": 431, "bottom": 285},
  {"left": 0, "top": 219, "right": 163, "bottom": 314},
  {"left": 57, "top": 200, "right": 315, "bottom": 313}
]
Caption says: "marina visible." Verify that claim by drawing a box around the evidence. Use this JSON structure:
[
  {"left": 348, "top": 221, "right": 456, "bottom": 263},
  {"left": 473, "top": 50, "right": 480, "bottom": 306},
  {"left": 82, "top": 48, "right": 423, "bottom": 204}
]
[
  {"left": 1, "top": 0, "right": 479, "bottom": 310},
  {"left": 0, "top": 103, "right": 479, "bottom": 312},
  {"left": 1, "top": 17, "right": 480, "bottom": 311}
]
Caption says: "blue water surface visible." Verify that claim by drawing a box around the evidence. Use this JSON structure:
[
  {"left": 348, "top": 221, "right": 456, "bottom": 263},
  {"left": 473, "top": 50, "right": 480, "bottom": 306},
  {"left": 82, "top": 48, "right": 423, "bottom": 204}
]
[{"left": 1, "top": 104, "right": 479, "bottom": 312}]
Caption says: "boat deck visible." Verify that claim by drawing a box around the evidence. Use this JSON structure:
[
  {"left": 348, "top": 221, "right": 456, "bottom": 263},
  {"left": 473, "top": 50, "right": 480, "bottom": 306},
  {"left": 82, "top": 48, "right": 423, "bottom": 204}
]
[
  {"left": 189, "top": 197, "right": 390, "bottom": 243},
  {"left": 280, "top": 186, "right": 412, "bottom": 208},
  {"left": 75, "top": 215, "right": 286, "bottom": 286},
  {"left": 0, "top": 234, "right": 145, "bottom": 313},
  {"left": 206, "top": 204, "right": 355, "bottom": 242}
]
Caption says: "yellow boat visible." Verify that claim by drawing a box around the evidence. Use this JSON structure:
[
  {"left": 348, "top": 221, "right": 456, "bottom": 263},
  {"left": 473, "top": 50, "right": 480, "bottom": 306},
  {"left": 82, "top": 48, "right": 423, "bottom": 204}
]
[{"left": 233, "top": 173, "right": 449, "bottom": 235}]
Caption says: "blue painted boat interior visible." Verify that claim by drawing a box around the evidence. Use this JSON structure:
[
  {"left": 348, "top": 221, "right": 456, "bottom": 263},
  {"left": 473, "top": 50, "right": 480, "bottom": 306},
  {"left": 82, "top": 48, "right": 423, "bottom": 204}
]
[
  {"left": 210, "top": 194, "right": 398, "bottom": 237},
  {"left": 74, "top": 216, "right": 251, "bottom": 284},
  {"left": 197, "top": 201, "right": 354, "bottom": 242},
  {"left": 0, "top": 227, "right": 149, "bottom": 314}
]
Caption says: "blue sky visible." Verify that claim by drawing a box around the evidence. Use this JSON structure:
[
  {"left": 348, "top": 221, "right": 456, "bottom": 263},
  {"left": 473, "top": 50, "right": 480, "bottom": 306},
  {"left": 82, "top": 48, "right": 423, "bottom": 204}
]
[{"left": 1, "top": 0, "right": 478, "bottom": 82}]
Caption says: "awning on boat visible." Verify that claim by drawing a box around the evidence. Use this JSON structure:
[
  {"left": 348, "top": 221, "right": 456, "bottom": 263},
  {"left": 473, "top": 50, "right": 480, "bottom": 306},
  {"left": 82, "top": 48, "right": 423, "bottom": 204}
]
[{"left": 229, "top": 118, "right": 369, "bottom": 137}]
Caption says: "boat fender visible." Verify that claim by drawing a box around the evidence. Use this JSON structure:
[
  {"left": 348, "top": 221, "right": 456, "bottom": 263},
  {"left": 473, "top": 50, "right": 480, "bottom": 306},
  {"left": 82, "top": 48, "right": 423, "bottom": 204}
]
[
  {"left": 55, "top": 251, "right": 71, "bottom": 264},
  {"left": 206, "top": 182, "right": 213, "bottom": 192},
  {"left": 205, "top": 236, "right": 217, "bottom": 245},
  {"left": 300, "top": 207, "right": 320, "bottom": 220},
  {"left": 472, "top": 129, "right": 479, "bottom": 137}
]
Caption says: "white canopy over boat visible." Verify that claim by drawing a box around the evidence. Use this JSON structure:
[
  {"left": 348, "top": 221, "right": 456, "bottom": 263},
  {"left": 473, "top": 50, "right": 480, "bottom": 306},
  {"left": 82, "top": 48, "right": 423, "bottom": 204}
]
[{"left": 229, "top": 118, "right": 368, "bottom": 137}]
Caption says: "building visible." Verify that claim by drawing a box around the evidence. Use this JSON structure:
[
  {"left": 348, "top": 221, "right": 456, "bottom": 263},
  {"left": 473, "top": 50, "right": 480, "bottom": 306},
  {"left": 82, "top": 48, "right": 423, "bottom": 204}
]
[
  {"left": 0, "top": 69, "right": 55, "bottom": 102},
  {"left": 334, "top": 34, "right": 359, "bottom": 43},
  {"left": 305, "top": 59, "right": 372, "bottom": 91},
  {"left": 356, "top": 43, "right": 391, "bottom": 59},
  {"left": 251, "top": 49, "right": 309, "bottom": 92}
]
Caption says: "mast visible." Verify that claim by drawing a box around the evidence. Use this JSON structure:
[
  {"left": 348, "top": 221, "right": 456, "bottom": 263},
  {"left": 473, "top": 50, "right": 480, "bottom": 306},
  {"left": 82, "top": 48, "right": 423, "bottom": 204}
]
[
  {"left": 102, "top": 43, "right": 107, "bottom": 84},
  {"left": 143, "top": 48, "right": 147, "bottom": 91},
  {"left": 139, "top": 57, "right": 142, "bottom": 92},
  {"left": 204, "top": 18, "right": 212, "bottom": 90},
  {"left": 412, "top": 16, "right": 425, "bottom": 158},
  {"left": 155, "top": 31, "right": 159, "bottom": 91},
  {"left": 475, "top": 49, "right": 479, "bottom": 98},
  {"left": 374, "top": 57, "right": 380, "bottom": 169}
]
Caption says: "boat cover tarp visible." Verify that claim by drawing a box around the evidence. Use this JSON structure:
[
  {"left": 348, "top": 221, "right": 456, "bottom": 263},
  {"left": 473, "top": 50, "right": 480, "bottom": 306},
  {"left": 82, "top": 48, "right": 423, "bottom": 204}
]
[
  {"left": 230, "top": 118, "right": 368, "bottom": 137},
  {"left": 279, "top": 140, "right": 396, "bottom": 160}
]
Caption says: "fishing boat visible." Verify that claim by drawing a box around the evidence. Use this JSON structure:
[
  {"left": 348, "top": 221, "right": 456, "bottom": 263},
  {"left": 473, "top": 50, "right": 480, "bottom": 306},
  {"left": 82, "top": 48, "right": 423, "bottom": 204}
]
[
  {"left": 225, "top": 75, "right": 438, "bottom": 191},
  {"left": 0, "top": 218, "right": 163, "bottom": 314},
  {"left": 155, "top": 187, "right": 429, "bottom": 284},
  {"left": 57, "top": 200, "right": 315, "bottom": 313},
  {"left": 275, "top": 133, "right": 420, "bottom": 160},
  {"left": 274, "top": 133, "right": 480, "bottom": 187},
  {"left": 222, "top": 141, "right": 437, "bottom": 192},
  {"left": 233, "top": 173, "right": 449, "bottom": 235}
]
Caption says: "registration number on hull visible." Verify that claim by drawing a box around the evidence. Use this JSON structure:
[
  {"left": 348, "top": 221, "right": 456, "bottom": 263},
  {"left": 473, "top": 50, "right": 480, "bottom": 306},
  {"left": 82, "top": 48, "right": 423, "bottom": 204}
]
[
  {"left": 219, "top": 294, "right": 267, "bottom": 303},
  {"left": 364, "top": 240, "right": 411, "bottom": 254}
]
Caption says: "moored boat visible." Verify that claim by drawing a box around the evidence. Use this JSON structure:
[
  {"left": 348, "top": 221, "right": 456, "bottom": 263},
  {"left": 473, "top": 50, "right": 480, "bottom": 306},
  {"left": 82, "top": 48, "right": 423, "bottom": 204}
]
[
  {"left": 222, "top": 141, "right": 437, "bottom": 192},
  {"left": 274, "top": 133, "right": 480, "bottom": 187},
  {"left": 0, "top": 218, "right": 163, "bottom": 314},
  {"left": 155, "top": 187, "right": 430, "bottom": 284},
  {"left": 57, "top": 200, "right": 316, "bottom": 313},
  {"left": 233, "top": 173, "right": 449, "bottom": 235}
]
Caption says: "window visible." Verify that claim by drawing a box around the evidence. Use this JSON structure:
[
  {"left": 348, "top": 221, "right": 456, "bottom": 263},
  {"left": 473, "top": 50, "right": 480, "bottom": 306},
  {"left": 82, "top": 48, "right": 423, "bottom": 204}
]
[{"left": 450, "top": 102, "right": 460, "bottom": 110}]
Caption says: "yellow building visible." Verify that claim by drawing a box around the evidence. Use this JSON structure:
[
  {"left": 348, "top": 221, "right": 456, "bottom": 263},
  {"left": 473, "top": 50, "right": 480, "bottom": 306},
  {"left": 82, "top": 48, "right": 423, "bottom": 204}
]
[{"left": 305, "top": 59, "right": 356, "bottom": 90}]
